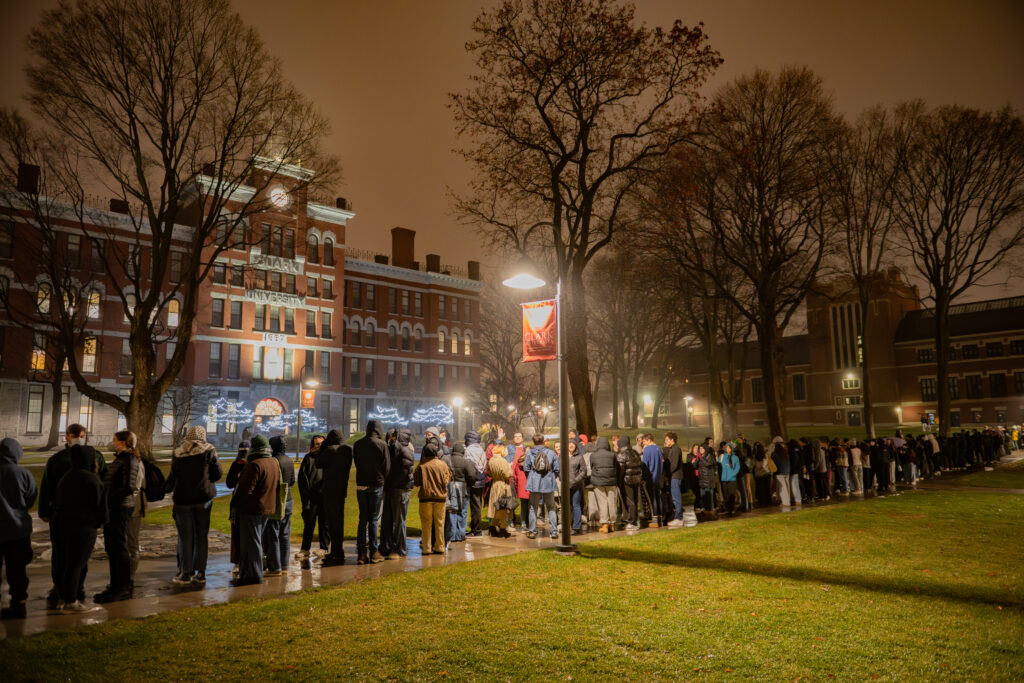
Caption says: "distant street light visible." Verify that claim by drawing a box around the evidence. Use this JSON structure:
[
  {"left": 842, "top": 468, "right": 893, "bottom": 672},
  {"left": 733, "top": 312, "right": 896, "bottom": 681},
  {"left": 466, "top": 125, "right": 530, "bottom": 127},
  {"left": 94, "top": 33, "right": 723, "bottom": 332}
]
[{"left": 296, "top": 366, "right": 319, "bottom": 460}]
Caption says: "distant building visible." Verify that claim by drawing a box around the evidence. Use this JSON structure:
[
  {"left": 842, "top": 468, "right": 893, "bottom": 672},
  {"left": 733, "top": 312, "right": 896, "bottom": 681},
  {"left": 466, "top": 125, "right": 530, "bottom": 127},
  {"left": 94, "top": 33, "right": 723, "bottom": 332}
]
[
  {"left": 0, "top": 165, "right": 481, "bottom": 447},
  {"left": 631, "top": 269, "right": 1024, "bottom": 431}
]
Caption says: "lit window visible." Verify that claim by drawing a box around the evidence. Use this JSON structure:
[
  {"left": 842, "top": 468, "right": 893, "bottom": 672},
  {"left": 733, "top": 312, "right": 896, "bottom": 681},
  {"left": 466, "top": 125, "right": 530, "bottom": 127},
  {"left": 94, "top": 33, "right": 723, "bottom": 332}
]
[
  {"left": 87, "top": 290, "right": 101, "bottom": 319},
  {"left": 36, "top": 283, "right": 51, "bottom": 314},
  {"left": 464, "top": 336, "right": 471, "bottom": 356},
  {"left": 451, "top": 332, "right": 459, "bottom": 355},
  {"left": 31, "top": 333, "right": 46, "bottom": 371},
  {"left": 124, "top": 293, "right": 136, "bottom": 323},
  {"left": 167, "top": 299, "right": 179, "bottom": 327},
  {"left": 438, "top": 330, "right": 445, "bottom": 353},
  {"left": 79, "top": 397, "right": 93, "bottom": 431},
  {"left": 82, "top": 337, "right": 97, "bottom": 373}
]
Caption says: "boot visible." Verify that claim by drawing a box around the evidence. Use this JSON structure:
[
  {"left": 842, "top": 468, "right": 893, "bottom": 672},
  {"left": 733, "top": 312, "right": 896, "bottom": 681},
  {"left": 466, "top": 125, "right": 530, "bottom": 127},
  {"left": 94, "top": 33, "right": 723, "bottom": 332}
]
[{"left": 1, "top": 600, "right": 27, "bottom": 619}]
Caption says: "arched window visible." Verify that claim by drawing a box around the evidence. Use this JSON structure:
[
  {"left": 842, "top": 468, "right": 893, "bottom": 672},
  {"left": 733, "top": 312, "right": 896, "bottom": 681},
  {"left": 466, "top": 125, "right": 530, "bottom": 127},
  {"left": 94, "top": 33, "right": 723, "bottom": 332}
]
[
  {"left": 167, "top": 299, "right": 180, "bottom": 327},
  {"left": 87, "top": 290, "right": 101, "bottom": 319},
  {"left": 124, "top": 293, "right": 136, "bottom": 323},
  {"left": 388, "top": 324, "right": 398, "bottom": 350},
  {"left": 350, "top": 320, "right": 361, "bottom": 346},
  {"left": 324, "top": 237, "right": 334, "bottom": 266},
  {"left": 438, "top": 330, "right": 445, "bottom": 353},
  {"left": 364, "top": 321, "right": 375, "bottom": 347},
  {"left": 451, "top": 331, "right": 459, "bottom": 355},
  {"left": 307, "top": 233, "right": 319, "bottom": 264},
  {"left": 36, "top": 283, "right": 51, "bottom": 314},
  {"left": 401, "top": 327, "right": 410, "bottom": 351},
  {"left": 414, "top": 328, "right": 423, "bottom": 353},
  {"left": 464, "top": 335, "right": 471, "bottom": 356}
]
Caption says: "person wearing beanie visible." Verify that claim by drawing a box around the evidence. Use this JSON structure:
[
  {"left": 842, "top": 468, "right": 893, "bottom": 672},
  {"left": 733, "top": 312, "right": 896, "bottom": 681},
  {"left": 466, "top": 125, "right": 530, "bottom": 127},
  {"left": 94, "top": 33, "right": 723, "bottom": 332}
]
[
  {"left": 261, "top": 435, "right": 295, "bottom": 576},
  {"left": 463, "top": 430, "right": 487, "bottom": 537},
  {"left": 314, "top": 429, "right": 352, "bottom": 564},
  {"left": 165, "top": 425, "right": 221, "bottom": 586},
  {"left": 353, "top": 420, "right": 389, "bottom": 564},
  {"left": 446, "top": 441, "right": 477, "bottom": 544},
  {"left": 0, "top": 438, "right": 36, "bottom": 619},
  {"left": 231, "top": 434, "right": 280, "bottom": 585},
  {"left": 51, "top": 445, "right": 106, "bottom": 613}
]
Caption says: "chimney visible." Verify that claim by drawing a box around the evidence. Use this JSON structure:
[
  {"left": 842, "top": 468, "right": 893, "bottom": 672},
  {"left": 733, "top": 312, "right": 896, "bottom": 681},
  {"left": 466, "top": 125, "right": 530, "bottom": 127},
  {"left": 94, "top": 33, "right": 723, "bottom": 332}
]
[
  {"left": 374, "top": 254, "right": 389, "bottom": 265},
  {"left": 16, "top": 163, "right": 40, "bottom": 194},
  {"left": 468, "top": 260, "right": 480, "bottom": 281},
  {"left": 391, "top": 227, "right": 415, "bottom": 269},
  {"left": 411, "top": 260, "right": 420, "bottom": 271},
  {"left": 202, "top": 162, "right": 216, "bottom": 176},
  {"left": 426, "top": 254, "right": 441, "bottom": 273},
  {"left": 335, "top": 197, "right": 351, "bottom": 211},
  {"left": 109, "top": 198, "right": 130, "bottom": 214}
]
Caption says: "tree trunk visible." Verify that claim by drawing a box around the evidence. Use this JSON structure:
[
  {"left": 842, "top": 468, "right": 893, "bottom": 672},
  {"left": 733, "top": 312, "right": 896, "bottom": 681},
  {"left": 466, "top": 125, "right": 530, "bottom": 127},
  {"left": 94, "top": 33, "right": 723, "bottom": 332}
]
[
  {"left": 564, "top": 278, "right": 597, "bottom": 435},
  {"left": 45, "top": 359, "right": 65, "bottom": 449},
  {"left": 858, "top": 293, "right": 876, "bottom": 439},
  {"left": 610, "top": 369, "right": 620, "bottom": 429},
  {"left": 128, "top": 391, "right": 160, "bottom": 460},
  {"left": 934, "top": 294, "right": 952, "bottom": 438},
  {"left": 759, "top": 322, "right": 788, "bottom": 438},
  {"left": 537, "top": 361, "right": 547, "bottom": 407}
]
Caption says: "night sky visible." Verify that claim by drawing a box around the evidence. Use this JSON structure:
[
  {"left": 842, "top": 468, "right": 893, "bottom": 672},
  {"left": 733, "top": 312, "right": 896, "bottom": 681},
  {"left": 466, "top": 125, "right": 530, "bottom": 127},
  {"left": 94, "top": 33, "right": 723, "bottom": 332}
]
[{"left": 1, "top": 0, "right": 1022, "bottom": 278}]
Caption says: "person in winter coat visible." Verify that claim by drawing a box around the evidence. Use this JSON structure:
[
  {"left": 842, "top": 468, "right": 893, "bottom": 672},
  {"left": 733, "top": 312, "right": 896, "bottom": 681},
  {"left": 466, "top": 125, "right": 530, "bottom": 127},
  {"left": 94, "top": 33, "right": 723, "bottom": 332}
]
[
  {"left": 95, "top": 430, "right": 147, "bottom": 603},
  {"left": 620, "top": 437, "right": 644, "bottom": 530},
  {"left": 226, "top": 438, "right": 250, "bottom": 574},
  {"left": 315, "top": 429, "right": 352, "bottom": 564},
  {"left": 231, "top": 435, "right": 280, "bottom": 586},
  {"left": 510, "top": 437, "right": 530, "bottom": 532},
  {"left": 567, "top": 440, "right": 587, "bottom": 535},
  {"left": 684, "top": 444, "right": 702, "bottom": 512},
  {"left": 718, "top": 443, "right": 741, "bottom": 515},
  {"left": 589, "top": 437, "right": 619, "bottom": 533},
  {"left": 165, "top": 426, "right": 221, "bottom": 586},
  {"left": 752, "top": 441, "right": 774, "bottom": 507},
  {"left": 696, "top": 444, "right": 718, "bottom": 514},
  {"left": 297, "top": 434, "right": 328, "bottom": 560},
  {"left": 446, "top": 442, "right": 477, "bottom": 544},
  {"left": 771, "top": 437, "right": 796, "bottom": 507},
  {"left": 486, "top": 444, "right": 514, "bottom": 537},
  {"left": 639, "top": 434, "right": 664, "bottom": 527},
  {"left": 352, "top": 420, "right": 389, "bottom": 564},
  {"left": 380, "top": 428, "right": 415, "bottom": 559},
  {"left": 848, "top": 440, "right": 863, "bottom": 493},
  {"left": 831, "top": 440, "right": 850, "bottom": 495},
  {"left": 261, "top": 435, "right": 295, "bottom": 576},
  {"left": 662, "top": 432, "right": 685, "bottom": 525},
  {"left": 463, "top": 430, "right": 487, "bottom": 537},
  {"left": 810, "top": 439, "right": 829, "bottom": 501},
  {"left": 414, "top": 441, "right": 451, "bottom": 555},
  {"left": 52, "top": 445, "right": 106, "bottom": 613},
  {"left": 37, "top": 423, "right": 105, "bottom": 609},
  {"left": 0, "top": 438, "right": 37, "bottom": 619},
  {"left": 524, "top": 433, "right": 560, "bottom": 539}
]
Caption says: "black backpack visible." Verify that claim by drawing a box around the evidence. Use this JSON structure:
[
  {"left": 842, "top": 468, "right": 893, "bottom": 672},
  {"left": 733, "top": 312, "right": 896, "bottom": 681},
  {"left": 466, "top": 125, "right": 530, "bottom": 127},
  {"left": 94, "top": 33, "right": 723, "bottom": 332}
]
[
  {"left": 143, "top": 459, "right": 166, "bottom": 502},
  {"left": 533, "top": 449, "right": 550, "bottom": 475}
]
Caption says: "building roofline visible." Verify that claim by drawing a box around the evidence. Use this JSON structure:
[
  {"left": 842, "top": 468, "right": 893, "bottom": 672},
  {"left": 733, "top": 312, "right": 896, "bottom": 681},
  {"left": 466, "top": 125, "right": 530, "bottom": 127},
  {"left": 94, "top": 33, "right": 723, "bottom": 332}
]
[{"left": 343, "top": 257, "right": 483, "bottom": 292}]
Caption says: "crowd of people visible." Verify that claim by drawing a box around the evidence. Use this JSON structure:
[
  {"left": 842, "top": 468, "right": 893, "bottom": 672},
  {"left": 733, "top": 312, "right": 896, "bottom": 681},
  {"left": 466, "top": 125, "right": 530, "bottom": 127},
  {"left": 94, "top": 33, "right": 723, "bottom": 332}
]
[{"left": 0, "top": 419, "right": 1016, "bottom": 618}]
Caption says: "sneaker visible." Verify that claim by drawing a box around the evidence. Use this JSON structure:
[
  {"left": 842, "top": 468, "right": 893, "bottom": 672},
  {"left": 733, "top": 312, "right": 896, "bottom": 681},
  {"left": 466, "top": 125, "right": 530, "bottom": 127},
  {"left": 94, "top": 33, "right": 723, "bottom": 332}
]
[
  {"left": 45, "top": 591, "right": 60, "bottom": 610},
  {"left": 295, "top": 550, "right": 310, "bottom": 561},
  {"left": 192, "top": 573, "right": 206, "bottom": 585},
  {"left": 370, "top": 552, "right": 385, "bottom": 564},
  {"left": 172, "top": 573, "right": 191, "bottom": 585},
  {"left": 625, "top": 523, "right": 639, "bottom": 531},
  {"left": 385, "top": 553, "right": 402, "bottom": 560},
  {"left": 263, "top": 569, "right": 284, "bottom": 577},
  {"left": 356, "top": 555, "right": 369, "bottom": 565},
  {"left": 61, "top": 601, "right": 96, "bottom": 614},
  {"left": 667, "top": 519, "right": 685, "bottom": 528},
  {"left": 94, "top": 589, "right": 132, "bottom": 604},
  {"left": 526, "top": 531, "right": 537, "bottom": 539}
]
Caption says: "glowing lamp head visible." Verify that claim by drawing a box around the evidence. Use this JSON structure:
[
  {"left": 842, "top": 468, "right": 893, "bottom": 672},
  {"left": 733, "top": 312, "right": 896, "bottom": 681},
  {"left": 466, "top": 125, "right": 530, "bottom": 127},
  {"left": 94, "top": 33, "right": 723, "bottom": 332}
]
[{"left": 502, "top": 256, "right": 546, "bottom": 289}]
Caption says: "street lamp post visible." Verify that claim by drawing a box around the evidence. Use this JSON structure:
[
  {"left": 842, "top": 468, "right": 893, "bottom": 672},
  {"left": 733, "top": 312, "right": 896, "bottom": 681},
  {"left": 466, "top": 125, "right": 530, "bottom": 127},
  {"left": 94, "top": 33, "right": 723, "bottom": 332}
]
[
  {"left": 685, "top": 395, "right": 694, "bottom": 428},
  {"left": 504, "top": 257, "right": 575, "bottom": 554},
  {"left": 453, "top": 396, "right": 464, "bottom": 440},
  {"left": 296, "top": 366, "right": 319, "bottom": 461}
]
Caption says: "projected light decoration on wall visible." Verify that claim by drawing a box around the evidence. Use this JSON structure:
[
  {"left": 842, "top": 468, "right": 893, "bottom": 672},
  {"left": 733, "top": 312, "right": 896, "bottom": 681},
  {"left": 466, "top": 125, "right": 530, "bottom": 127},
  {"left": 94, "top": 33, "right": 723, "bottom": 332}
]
[
  {"left": 367, "top": 405, "right": 410, "bottom": 426},
  {"left": 410, "top": 404, "right": 454, "bottom": 425}
]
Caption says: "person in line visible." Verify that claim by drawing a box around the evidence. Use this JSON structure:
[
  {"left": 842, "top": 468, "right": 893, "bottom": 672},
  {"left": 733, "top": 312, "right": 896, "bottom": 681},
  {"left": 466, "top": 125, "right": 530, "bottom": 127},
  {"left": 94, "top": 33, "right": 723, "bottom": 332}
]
[
  {"left": 848, "top": 440, "right": 863, "bottom": 493},
  {"left": 415, "top": 439, "right": 451, "bottom": 555},
  {"left": 37, "top": 424, "right": 104, "bottom": 609},
  {"left": 567, "top": 440, "right": 587, "bottom": 535},
  {"left": 52, "top": 445, "right": 106, "bottom": 613},
  {"left": 95, "top": 431, "right": 146, "bottom": 603},
  {"left": 696, "top": 443, "right": 718, "bottom": 516},
  {"left": 231, "top": 435, "right": 280, "bottom": 586},
  {"left": 446, "top": 441, "right": 477, "bottom": 545},
  {"left": 0, "top": 438, "right": 37, "bottom": 619},
  {"left": 734, "top": 435, "right": 754, "bottom": 512},
  {"left": 718, "top": 442, "right": 741, "bottom": 516},
  {"left": 352, "top": 420, "right": 389, "bottom": 565},
  {"left": 380, "top": 427, "right": 415, "bottom": 559},
  {"left": 486, "top": 444, "right": 514, "bottom": 537},
  {"left": 261, "top": 435, "right": 295, "bottom": 577},
  {"left": 226, "top": 437, "right": 250, "bottom": 576},
  {"left": 464, "top": 430, "right": 487, "bottom": 537},
  {"left": 524, "top": 433, "right": 559, "bottom": 540},
  {"left": 296, "top": 434, "right": 328, "bottom": 560},
  {"left": 315, "top": 429, "right": 352, "bottom": 565},
  {"left": 166, "top": 426, "right": 221, "bottom": 585},
  {"left": 620, "top": 436, "right": 644, "bottom": 530},
  {"left": 752, "top": 441, "right": 774, "bottom": 507},
  {"left": 663, "top": 432, "right": 685, "bottom": 527},
  {"left": 684, "top": 444, "right": 702, "bottom": 513},
  {"left": 589, "top": 436, "right": 619, "bottom": 533},
  {"left": 639, "top": 434, "right": 664, "bottom": 527}
]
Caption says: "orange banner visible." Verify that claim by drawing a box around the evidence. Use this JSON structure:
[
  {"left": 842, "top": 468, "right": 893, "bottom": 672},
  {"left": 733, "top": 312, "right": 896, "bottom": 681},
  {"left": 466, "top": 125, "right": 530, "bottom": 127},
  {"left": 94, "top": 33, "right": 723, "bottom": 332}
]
[
  {"left": 301, "top": 389, "right": 316, "bottom": 410},
  {"left": 522, "top": 299, "right": 557, "bottom": 362}
]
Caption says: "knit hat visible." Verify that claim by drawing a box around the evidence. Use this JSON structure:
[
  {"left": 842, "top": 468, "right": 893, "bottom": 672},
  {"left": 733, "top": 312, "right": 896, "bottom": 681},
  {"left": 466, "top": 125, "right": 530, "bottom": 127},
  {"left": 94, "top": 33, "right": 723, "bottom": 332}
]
[
  {"left": 617, "top": 435, "right": 630, "bottom": 450},
  {"left": 464, "top": 430, "right": 481, "bottom": 445},
  {"left": 249, "top": 434, "right": 270, "bottom": 455},
  {"left": 185, "top": 425, "right": 207, "bottom": 443},
  {"left": 425, "top": 426, "right": 440, "bottom": 438}
]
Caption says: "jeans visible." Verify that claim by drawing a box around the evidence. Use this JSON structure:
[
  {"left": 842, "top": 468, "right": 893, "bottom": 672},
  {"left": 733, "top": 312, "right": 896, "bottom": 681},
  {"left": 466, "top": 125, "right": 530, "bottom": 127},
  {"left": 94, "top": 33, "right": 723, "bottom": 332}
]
[
  {"left": 300, "top": 499, "right": 329, "bottom": 552},
  {"left": 173, "top": 501, "right": 213, "bottom": 576},
  {"left": 262, "top": 498, "right": 292, "bottom": 572},
  {"left": 669, "top": 479, "right": 685, "bottom": 519},
  {"left": 323, "top": 495, "right": 346, "bottom": 559},
  {"left": 528, "top": 491, "right": 558, "bottom": 536},
  {"left": 104, "top": 507, "right": 132, "bottom": 592},
  {"left": 445, "top": 484, "right": 468, "bottom": 543},
  {"left": 0, "top": 536, "right": 32, "bottom": 605},
  {"left": 814, "top": 472, "right": 830, "bottom": 499},
  {"left": 356, "top": 486, "right": 384, "bottom": 557},
  {"left": 519, "top": 498, "right": 530, "bottom": 528},
  {"left": 623, "top": 484, "right": 640, "bottom": 524},
  {"left": 570, "top": 488, "right": 583, "bottom": 530},
  {"left": 645, "top": 479, "right": 663, "bottom": 523},
  {"left": 737, "top": 475, "right": 751, "bottom": 511},
  {"left": 379, "top": 489, "right": 411, "bottom": 556},
  {"left": 238, "top": 513, "right": 268, "bottom": 583}
]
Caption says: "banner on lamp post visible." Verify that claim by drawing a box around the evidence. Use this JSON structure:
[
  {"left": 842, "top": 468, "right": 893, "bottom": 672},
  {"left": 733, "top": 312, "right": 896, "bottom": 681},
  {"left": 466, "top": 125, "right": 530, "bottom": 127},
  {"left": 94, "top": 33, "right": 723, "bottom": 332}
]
[
  {"left": 521, "top": 299, "right": 557, "bottom": 363},
  {"left": 300, "top": 389, "right": 316, "bottom": 410}
]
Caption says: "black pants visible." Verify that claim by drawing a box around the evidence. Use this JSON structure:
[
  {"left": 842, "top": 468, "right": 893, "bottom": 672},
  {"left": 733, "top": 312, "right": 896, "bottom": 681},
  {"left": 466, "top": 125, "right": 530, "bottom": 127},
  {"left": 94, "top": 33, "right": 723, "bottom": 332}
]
[
  {"left": 721, "top": 480, "right": 739, "bottom": 514},
  {"left": 0, "top": 536, "right": 32, "bottom": 605},
  {"left": 644, "top": 480, "right": 662, "bottom": 523},
  {"left": 623, "top": 484, "right": 639, "bottom": 525},
  {"left": 323, "top": 495, "right": 346, "bottom": 558},
  {"left": 755, "top": 475, "right": 772, "bottom": 506},
  {"left": 814, "top": 472, "right": 830, "bottom": 499},
  {"left": 300, "top": 500, "right": 329, "bottom": 552},
  {"left": 800, "top": 474, "right": 815, "bottom": 502},
  {"left": 54, "top": 525, "right": 95, "bottom": 604},
  {"left": 104, "top": 507, "right": 132, "bottom": 592},
  {"left": 876, "top": 464, "right": 890, "bottom": 493},
  {"left": 469, "top": 488, "right": 483, "bottom": 534}
]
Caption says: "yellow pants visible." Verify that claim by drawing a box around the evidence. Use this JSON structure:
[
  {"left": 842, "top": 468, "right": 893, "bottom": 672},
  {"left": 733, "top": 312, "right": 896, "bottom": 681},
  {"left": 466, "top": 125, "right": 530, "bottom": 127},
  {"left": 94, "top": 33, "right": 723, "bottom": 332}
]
[{"left": 419, "top": 500, "right": 446, "bottom": 553}]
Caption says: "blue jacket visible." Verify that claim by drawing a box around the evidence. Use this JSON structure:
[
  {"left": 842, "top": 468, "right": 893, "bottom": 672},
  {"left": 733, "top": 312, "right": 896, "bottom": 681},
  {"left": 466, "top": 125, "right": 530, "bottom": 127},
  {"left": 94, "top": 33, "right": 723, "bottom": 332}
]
[
  {"left": 719, "top": 448, "right": 740, "bottom": 482},
  {"left": 0, "top": 438, "right": 37, "bottom": 541},
  {"left": 642, "top": 444, "right": 664, "bottom": 484},
  {"left": 524, "top": 445, "right": 559, "bottom": 493}
]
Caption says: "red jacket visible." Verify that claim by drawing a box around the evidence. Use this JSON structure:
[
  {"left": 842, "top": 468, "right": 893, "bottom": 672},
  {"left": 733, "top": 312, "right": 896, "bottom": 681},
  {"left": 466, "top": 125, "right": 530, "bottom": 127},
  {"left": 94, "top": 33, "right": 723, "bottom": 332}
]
[{"left": 510, "top": 447, "right": 528, "bottom": 499}]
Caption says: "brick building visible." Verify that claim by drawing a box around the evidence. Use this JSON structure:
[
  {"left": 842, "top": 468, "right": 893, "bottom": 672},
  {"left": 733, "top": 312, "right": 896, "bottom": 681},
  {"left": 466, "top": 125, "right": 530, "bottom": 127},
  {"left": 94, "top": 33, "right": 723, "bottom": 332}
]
[{"left": 0, "top": 165, "right": 481, "bottom": 447}]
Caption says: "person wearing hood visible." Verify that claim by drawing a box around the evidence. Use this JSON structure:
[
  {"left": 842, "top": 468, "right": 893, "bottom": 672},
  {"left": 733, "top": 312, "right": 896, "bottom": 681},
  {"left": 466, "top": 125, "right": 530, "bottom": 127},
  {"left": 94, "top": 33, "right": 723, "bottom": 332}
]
[
  {"left": 315, "top": 429, "right": 352, "bottom": 564},
  {"left": 414, "top": 441, "right": 451, "bottom": 555},
  {"left": 297, "top": 434, "right": 328, "bottom": 560},
  {"left": 567, "top": 440, "right": 587, "bottom": 535},
  {"left": 508, "top": 432, "right": 530, "bottom": 532},
  {"left": 486, "top": 444, "right": 514, "bottom": 537},
  {"left": 380, "top": 428, "right": 415, "bottom": 559},
  {"left": 524, "top": 433, "right": 560, "bottom": 539},
  {"left": 619, "top": 436, "right": 643, "bottom": 530},
  {"left": 353, "top": 420, "right": 389, "bottom": 564},
  {"left": 464, "top": 430, "right": 487, "bottom": 537},
  {"left": 165, "top": 426, "right": 221, "bottom": 586},
  {"left": 95, "top": 430, "right": 148, "bottom": 603},
  {"left": 718, "top": 442, "right": 741, "bottom": 516},
  {"left": 37, "top": 423, "right": 105, "bottom": 609},
  {"left": 811, "top": 439, "right": 829, "bottom": 501},
  {"left": 0, "top": 438, "right": 37, "bottom": 619},
  {"left": 52, "top": 445, "right": 107, "bottom": 613},
  {"left": 261, "top": 435, "right": 295, "bottom": 576},
  {"left": 696, "top": 444, "right": 719, "bottom": 515},
  {"left": 770, "top": 437, "right": 794, "bottom": 507},
  {"left": 446, "top": 441, "right": 477, "bottom": 544},
  {"left": 588, "top": 437, "right": 618, "bottom": 533},
  {"left": 231, "top": 435, "right": 280, "bottom": 586}
]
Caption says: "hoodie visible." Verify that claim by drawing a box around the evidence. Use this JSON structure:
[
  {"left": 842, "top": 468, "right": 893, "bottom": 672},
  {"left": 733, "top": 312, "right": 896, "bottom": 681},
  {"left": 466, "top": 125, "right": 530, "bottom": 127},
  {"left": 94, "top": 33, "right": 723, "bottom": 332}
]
[
  {"left": 53, "top": 445, "right": 108, "bottom": 530},
  {"left": 166, "top": 432, "right": 222, "bottom": 506},
  {"left": 464, "top": 431, "right": 486, "bottom": 488},
  {"left": 449, "top": 442, "right": 479, "bottom": 488},
  {"left": 588, "top": 437, "right": 618, "bottom": 487},
  {"left": 37, "top": 440, "right": 106, "bottom": 520},
  {"left": 719, "top": 444, "right": 740, "bottom": 482},
  {"left": 385, "top": 428, "right": 416, "bottom": 491},
  {"left": 353, "top": 420, "right": 390, "bottom": 487},
  {"left": 0, "top": 438, "right": 37, "bottom": 541},
  {"left": 268, "top": 435, "right": 295, "bottom": 502},
  {"left": 315, "top": 429, "right": 353, "bottom": 496}
]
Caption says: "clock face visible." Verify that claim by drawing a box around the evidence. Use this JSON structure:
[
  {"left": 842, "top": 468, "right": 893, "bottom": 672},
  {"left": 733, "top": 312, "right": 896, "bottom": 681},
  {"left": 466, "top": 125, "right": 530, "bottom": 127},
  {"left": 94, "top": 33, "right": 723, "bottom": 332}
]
[{"left": 269, "top": 186, "right": 290, "bottom": 208}]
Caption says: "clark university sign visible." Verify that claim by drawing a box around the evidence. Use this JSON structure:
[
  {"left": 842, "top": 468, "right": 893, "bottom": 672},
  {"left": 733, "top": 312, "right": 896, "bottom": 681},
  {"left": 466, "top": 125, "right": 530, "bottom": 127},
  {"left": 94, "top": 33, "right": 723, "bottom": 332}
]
[{"left": 249, "top": 250, "right": 304, "bottom": 275}]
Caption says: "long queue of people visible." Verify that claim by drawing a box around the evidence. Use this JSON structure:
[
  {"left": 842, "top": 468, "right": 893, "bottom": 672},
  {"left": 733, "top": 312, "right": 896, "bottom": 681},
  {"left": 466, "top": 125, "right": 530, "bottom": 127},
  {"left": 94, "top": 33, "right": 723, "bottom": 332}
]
[{"left": 0, "top": 419, "right": 1015, "bottom": 619}]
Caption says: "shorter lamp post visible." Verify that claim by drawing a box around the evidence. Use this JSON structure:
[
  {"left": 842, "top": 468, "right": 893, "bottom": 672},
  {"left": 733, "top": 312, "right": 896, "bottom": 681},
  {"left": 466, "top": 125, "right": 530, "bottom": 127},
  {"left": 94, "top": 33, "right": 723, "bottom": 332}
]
[
  {"left": 453, "top": 396, "right": 464, "bottom": 439},
  {"left": 296, "top": 366, "right": 319, "bottom": 461},
  {"left": 685, "top": 395, "right": 694, "bottom": 427}
]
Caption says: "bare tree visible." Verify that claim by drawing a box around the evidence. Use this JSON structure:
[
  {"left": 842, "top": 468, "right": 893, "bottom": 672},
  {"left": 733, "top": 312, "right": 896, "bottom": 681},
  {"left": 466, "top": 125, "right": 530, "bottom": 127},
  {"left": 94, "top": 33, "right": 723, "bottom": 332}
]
[
  {"left": 891, "top": 102, "right": 1024, "bottom": 436},
  {"left": 2, "top": 0, "right": 335, "bottom": 456},
  {"left": 451, "top": 0, "right": 721, "bottom": 435}
]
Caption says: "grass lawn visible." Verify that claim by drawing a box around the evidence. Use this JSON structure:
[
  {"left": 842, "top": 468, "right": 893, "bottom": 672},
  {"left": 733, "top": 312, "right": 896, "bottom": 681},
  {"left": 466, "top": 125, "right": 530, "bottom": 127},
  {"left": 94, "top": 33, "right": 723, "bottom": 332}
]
[
  {"left": 946, "top": 458, "right": 1024, "bottom": 489},
  {"left": 4, "top": 489, "right": 1022, "bottom": 681}
]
